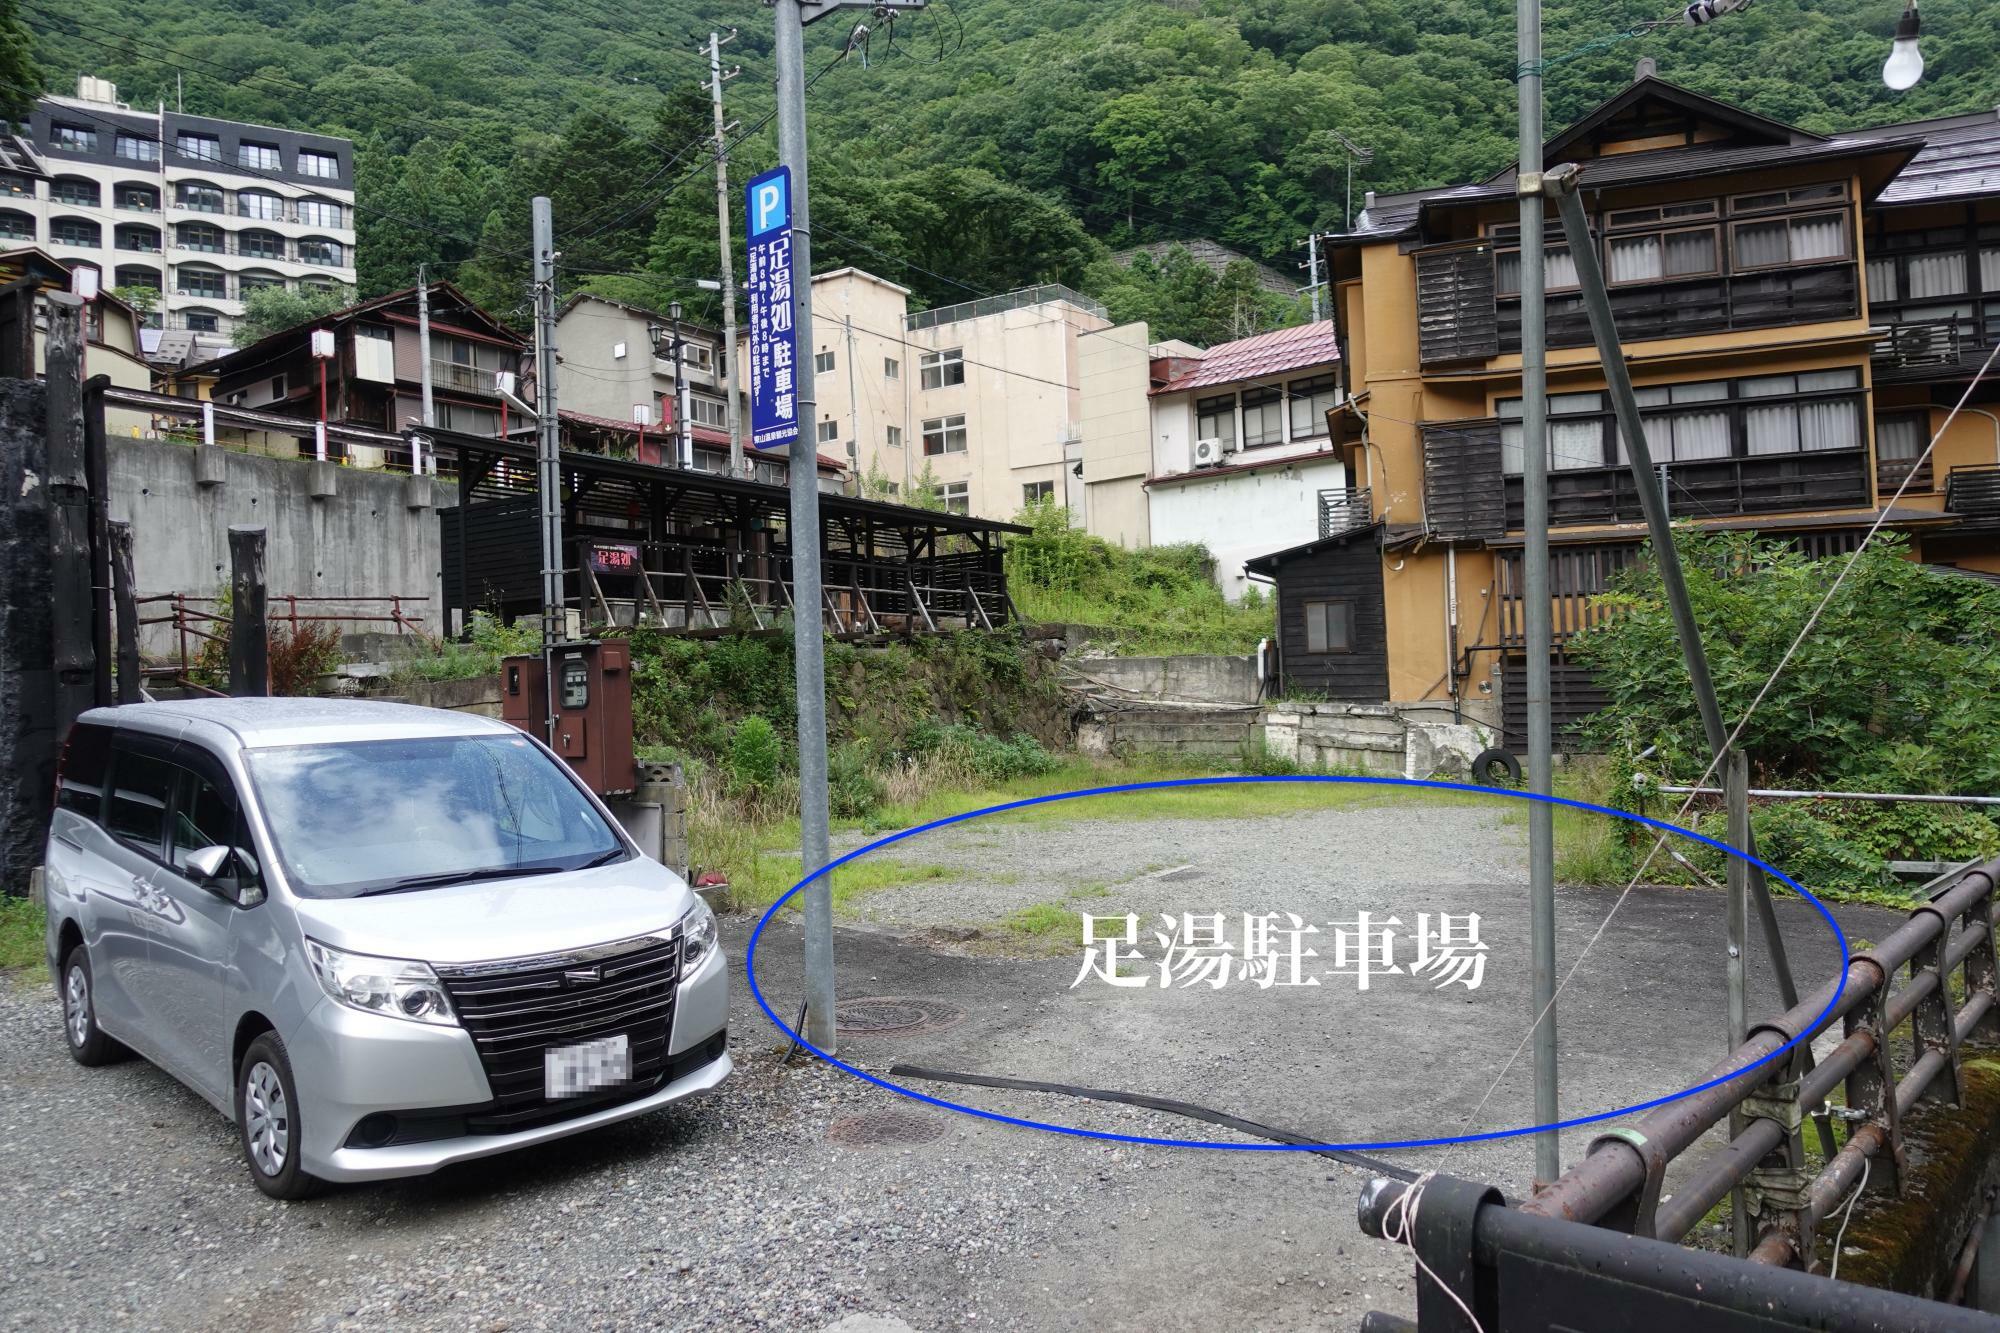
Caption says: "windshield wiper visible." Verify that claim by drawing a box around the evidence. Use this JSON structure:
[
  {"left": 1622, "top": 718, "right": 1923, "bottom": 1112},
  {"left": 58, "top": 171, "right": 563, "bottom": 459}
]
[
  {"left": 578, "top": 847, "right": 628, "bottom": 870},
  {"left": 360, "top": 864, "right": 569, "bottom": 896}
]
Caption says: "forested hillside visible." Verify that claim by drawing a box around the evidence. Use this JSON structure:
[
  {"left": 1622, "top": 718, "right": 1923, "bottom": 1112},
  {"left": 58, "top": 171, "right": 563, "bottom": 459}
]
[{"left": 15, "top": 0, "right": 2000, "bottom": 340}]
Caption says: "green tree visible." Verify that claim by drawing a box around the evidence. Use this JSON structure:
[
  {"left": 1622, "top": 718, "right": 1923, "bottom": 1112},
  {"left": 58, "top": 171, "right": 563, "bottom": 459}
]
[
  {"left": 109, "top": 285, "right": 158, "bottom": 319},
  {"left": 232, "top": 283, "right": 356, "bottom": 346},
  {"left": 0, "top": 0, "right": 38, "bottom": 121}
]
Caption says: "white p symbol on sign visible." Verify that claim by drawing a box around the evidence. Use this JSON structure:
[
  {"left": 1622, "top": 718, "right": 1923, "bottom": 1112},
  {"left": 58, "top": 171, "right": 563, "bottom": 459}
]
[{"left": 754, "top": 180, "right": 785, "bottom": 236}]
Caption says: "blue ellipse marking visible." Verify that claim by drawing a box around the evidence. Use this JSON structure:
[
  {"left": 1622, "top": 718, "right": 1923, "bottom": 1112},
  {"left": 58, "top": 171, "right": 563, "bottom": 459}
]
[{"left": 744, "top": 776, "right": 1850, "bottom": 1152}]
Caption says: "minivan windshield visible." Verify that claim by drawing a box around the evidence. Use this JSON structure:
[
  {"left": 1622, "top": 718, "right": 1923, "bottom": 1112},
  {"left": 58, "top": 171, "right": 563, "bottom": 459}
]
[{"left": 243, "top": 734, "right": 626, "bottom": 898}]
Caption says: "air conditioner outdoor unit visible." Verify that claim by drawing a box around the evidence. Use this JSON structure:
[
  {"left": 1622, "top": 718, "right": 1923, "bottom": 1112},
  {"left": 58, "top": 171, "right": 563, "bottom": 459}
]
[{"left": 1192, "top": 437, "right": 1225, "bottom": 468}]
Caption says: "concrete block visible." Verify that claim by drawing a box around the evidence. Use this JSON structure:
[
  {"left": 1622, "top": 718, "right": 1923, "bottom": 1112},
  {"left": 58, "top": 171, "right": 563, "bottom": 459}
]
[
  {"left": 308, "top": 461, "right": 338, "bottom": 499},
  {"left": 1402, "top": 720, "right": 1497, "bottom": 781},
  {"left": 194, "top": 445, "right": 228, "bottom": 487},
  {"left": 404, "top": 473, "right": 434, "bottom": 510}
]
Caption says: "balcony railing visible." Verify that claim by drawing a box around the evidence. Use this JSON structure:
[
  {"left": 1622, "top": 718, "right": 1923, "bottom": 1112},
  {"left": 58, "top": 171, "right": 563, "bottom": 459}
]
[
  {"left": 1946, "top": 464, "right": 2000, "bottom": 519},
  {"left": 1318, "top": 487, "right": 1373, "bottom": 538},
  {"left": 1870, "top": 302, "right": 2000, "bottom": 382},
  {"left": 431, "top": 359, "right": 498, "bottom": 394}
]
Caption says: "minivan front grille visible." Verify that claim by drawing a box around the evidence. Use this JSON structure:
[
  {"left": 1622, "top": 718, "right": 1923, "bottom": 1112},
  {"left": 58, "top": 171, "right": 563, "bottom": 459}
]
[{"left": 434, "top": 934, "right": 682, "bottom": 1132}]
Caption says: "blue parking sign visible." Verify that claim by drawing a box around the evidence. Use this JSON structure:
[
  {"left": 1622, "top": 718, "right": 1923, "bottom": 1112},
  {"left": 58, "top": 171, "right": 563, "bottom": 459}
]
[{"left": 745, "top": 167, "right": 799, "bottom": 451}]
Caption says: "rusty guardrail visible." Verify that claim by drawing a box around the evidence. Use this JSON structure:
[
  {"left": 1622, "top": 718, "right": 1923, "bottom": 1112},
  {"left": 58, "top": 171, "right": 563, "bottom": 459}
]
[
  {"left": 134, "top": 592, "right": 433, "bottom": 694},
  {"left": 1523, "top": 854, "right": 2000, "bottom": 1272}
]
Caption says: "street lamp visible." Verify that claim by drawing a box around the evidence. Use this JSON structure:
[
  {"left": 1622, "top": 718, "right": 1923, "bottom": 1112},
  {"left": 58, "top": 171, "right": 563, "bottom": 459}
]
[{"left": 1883, "top": 1, "right": 1924, "bottom": 91}]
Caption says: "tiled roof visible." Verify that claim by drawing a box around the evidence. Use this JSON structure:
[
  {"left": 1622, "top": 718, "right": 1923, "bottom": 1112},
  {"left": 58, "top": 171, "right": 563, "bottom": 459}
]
[
  {"left": 1150, "top": 320, "right": 1338, "bottom": 395},
  {"left": 1846, "top": 109, "right": 2000, "bottom": 206}
]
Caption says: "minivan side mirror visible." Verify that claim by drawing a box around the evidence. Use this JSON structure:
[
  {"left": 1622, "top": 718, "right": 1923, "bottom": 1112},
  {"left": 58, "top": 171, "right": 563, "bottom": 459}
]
[{"left": 183, "top": 844, "right": 232, "bottom": 883}]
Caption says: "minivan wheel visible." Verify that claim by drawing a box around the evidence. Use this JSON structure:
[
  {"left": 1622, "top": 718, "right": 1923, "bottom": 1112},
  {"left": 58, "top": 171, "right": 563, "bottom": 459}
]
[
  {"left": 59, "top": 947, "right": 125, "bottom": 1067},
  {"left": 236, "top": 1033, "right": 324, "bottom": 1201}
]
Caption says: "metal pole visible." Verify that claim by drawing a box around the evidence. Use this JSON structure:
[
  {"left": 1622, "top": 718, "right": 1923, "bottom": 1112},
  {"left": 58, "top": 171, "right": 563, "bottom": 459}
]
[
  {"left": 1725, "top": 749, "right": 1752, "bottom": 1259},
  {"left": 417, "top": 264, "right": 436, "bottom": 429},
  {"left": 709, "top": 29, "right": 747, "bottom": 478},
  {"left": 532, "top": 197, "right": 566, "bottom": 743},
  {"left": 843, "top": 313, "right": 861, "bottom": 489},
  {"left": 1304, "top": 233, "right": 1323, "bottom": 322},
  {"left": 776, "top": 0, "right": 838, "bottom": 1054},
  {"left": 671, "top": 304, "right": 688, "bottom": 468},
  {"left": 1517, "top": 0, "right": 1560, "bottom": 1187}
]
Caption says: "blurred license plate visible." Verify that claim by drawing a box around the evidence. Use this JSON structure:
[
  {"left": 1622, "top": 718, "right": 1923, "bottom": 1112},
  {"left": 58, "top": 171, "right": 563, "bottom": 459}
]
[{"left": 545, "top": 1033, "right": 630, "bottom": 1098}]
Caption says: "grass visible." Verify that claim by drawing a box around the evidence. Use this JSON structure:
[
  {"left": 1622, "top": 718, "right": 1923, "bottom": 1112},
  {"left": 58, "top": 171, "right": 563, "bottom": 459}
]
[
  {"left": 1, "top": 897, "right": 46, "bottom": 975},
  {"left": 729, "top": 855, "right": 956, "bottom": 914}
]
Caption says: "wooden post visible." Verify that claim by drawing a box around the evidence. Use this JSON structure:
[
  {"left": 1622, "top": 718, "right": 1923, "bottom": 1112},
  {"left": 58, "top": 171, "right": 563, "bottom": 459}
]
[
  {"left": 83, "top": 376, "right": 113, "bottom": 707},
  {"left": 108, "top": 520, "right": 141, "bottom": 705},
  {"left": 228, "top": 526, "right": 268, "bottom": 697},
  {"left": 45, "top": 294, "right": 95, "bottom": 740}
]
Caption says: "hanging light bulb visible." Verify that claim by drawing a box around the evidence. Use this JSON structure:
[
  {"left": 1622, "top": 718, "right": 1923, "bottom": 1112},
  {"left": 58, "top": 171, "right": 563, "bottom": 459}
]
[{"left": 1883, "top": 1, "right": 1924, "bottom": 92}]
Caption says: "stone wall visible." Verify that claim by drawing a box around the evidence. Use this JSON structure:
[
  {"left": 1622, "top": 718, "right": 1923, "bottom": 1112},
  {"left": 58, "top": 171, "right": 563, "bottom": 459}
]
[
  {"left": 1076, "top": 695, "right": 1499, "bottom": 780},
  {"left": 0, "top": 379, "right": 52, "bottom": 892}
]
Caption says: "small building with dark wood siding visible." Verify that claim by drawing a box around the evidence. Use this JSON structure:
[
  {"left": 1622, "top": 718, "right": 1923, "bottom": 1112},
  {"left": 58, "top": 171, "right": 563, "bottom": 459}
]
[{"left": 1244, "top": 524, "right": 1390, "bottom": 701}]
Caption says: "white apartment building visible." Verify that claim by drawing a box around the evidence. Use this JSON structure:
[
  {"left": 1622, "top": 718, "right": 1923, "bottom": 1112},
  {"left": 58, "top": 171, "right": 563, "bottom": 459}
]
[
  {"left": 1, "top": 76, "right": 357, "bottom": 363},
  {"left": 793, "top": 269, "right": 1110, "bottom": 518},
  {"left": 1077, "top": 319, "right": 1349, "bottom": 599}
]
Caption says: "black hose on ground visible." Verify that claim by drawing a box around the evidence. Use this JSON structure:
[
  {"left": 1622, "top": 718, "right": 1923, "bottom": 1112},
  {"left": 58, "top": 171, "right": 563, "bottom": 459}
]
[{"left": 888, "top": 1063, "right": 1422, "bottom": 1183}]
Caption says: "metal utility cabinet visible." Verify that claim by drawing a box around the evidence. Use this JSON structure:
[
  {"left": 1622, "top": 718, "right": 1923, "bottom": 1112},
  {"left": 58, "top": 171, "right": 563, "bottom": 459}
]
[{"left": 500, "top": 639, "right": 637, "bottom": 796}]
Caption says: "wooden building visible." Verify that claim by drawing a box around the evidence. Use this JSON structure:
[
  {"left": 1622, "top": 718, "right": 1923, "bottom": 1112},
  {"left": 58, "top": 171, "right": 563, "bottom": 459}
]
[
  {"left": 1304, "top": 74, "right": 2000, "bottom": 747},
  {"left": 427, "top": 424, "right": 1022, "bottom": 639},
  {"left": 1244, "top": 523, "right": 1390, "bottom": 702}
]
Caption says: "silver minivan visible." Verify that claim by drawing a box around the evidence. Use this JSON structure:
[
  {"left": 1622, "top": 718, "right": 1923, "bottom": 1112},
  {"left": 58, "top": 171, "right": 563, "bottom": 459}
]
[{"left": 42, "top": 698, "right": 730, "bottom": 1199}]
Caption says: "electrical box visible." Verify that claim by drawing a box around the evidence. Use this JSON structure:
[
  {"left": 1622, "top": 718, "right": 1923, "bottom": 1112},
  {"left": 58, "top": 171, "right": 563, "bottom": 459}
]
[{"left": 500, "top": 639, "right": 637, "bottom": 796}]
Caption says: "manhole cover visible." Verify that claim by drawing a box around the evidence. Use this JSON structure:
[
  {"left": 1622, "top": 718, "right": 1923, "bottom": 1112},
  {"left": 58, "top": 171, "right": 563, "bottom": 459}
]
[
  {"left": 824, "top": 1108, "right": 948, "bottom": 1148},
  {"left": 834, "top": 996, "right": 965, "bottom": 1036}
]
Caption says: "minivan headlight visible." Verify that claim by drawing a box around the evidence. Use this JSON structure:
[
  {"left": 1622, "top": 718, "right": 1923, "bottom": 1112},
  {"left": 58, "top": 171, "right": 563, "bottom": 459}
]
[
  {"left": 304, "top": 939, "right": 458, "bottom": 1028},
  {"left": 679, "top": 895, "right": 718, "bottom": 972}
]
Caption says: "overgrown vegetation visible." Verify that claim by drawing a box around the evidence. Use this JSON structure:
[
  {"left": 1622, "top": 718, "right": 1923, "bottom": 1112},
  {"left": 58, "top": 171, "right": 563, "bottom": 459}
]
[
  {"left": 1572, "top": 531, "right": 2000, "bottom": 899},
  {"left": 391, "top": 611, "right": 539, "bottom": 684},
  {"left": 1004, "top": 499, "right": 1273, "bottom": 654},
  {"left": 0, "top": 896, "right": 44, "bottom": 974}
]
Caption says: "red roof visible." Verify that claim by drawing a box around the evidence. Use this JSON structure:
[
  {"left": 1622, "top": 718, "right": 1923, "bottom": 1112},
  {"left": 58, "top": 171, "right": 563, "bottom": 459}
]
[
  {"left": 556, "top": 409, "right": 845, "bottom": 471},
  {"left": 1150, "top": 320, "right": 1339, "bottom": 396}
]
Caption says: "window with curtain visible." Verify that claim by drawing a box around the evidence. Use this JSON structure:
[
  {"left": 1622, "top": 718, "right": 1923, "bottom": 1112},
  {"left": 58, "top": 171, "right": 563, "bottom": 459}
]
[
  {"left": 1498, "top": 393, "right": 1606, "bottom": 474},
  {"left": 1496, "top": 244, "right": 1577, "bottom": 295},
  {"left": 1241, "top": 386, "right": 1283, "bottom": 446},
  {"left": 1289, "top": 374, "right": 1340, "bottom": 438},
  {"left": 1733, "top": 213, "right": 1848, "bottom": 270},
  {"left": 1982, "top": 248, "right": 2000, "bottom": 294},
  {"left": 1906, "top": 252, "right": 1968, "bottom": 300},
  {"left": 1866, "top": 257, "right": 1898, "bottom": 304},
  {"left": 1607, "top": 229, "right": 1718, "bottom": 285},
  {"left": 1196, "top": 393, "right": 1236, "bottom": 446},
  {"left": 1874, "top": 412, "right": 1932, "bottom": 493}
]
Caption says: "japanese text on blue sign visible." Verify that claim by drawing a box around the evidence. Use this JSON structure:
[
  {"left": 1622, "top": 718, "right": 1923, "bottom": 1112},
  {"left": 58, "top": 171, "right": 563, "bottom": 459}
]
[{"left": 745, "top": 167, "right": 799, "bottom": 452}]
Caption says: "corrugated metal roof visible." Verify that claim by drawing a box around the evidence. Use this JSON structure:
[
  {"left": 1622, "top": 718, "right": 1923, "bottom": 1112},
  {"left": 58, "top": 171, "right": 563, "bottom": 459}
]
[
  {"left": 1848, "top": 109, "right": 2000, "bottom": 206},
  {"left": 1150, "top": 320, "right": 1339, "bottom": 395}
]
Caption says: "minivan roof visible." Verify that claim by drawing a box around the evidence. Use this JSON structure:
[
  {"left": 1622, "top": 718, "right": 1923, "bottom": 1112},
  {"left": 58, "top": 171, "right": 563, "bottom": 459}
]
[{"left": 78, "top": 698, "right": 518, "bottom": 749}]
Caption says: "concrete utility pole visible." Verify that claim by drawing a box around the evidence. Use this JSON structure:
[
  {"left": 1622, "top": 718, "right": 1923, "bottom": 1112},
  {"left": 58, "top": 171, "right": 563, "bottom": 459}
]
[
  {"left": 417, "top": 264, "right": 436, "bottom": 429},
  {"left": 707, "top": 29, "right": 747, "bottom": 478},
  {"left": 1516, "top": 0, "right": 1561, "bottom": 1187},
  {"left": 531, "top": 197, "right": 566, "bottom": 744},
  {"left": 773, "top": 0, "right": 925, "bottom": 1054},
  {"left": 1301, "top": 233, "right": 1323, "bottom": 322},
  {"left": 843, "top": 314, "right": 861, "bottom": 488}
]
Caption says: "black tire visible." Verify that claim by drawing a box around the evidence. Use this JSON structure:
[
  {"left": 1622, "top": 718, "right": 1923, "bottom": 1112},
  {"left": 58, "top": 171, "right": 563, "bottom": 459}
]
[
  {"left": 236, "top": 1032, "right": 325, "bottom": 1201},
  {"left": 59, "top": 945, "right": 127, "bottom": 1067},
  {"left": 1471, "top": 747, "right": 1523, "bottom": 786}
]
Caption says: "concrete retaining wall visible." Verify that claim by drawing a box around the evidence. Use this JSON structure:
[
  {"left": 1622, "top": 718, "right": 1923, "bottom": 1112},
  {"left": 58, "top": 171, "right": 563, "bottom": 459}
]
[
  {"left": 1078, "top": 695, "right": 1499, "bottom": 779},
  {"left": 1068, "top": 653, "right": 1260, "bottom": 705},
  {"left": 107, "top": 439, "right": 457, "bottom": 655}
]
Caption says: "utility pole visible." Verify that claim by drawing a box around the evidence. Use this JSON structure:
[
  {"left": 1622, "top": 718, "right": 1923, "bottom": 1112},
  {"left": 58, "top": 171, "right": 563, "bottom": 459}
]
[
  {"left": 772, "top": 0, "right": 925, "bottom": 1055},
  {"left": 531, "top": 196, "right": 566, "bottom": 744},
  {"left": 417, "top": 264, "right": 436, "bottom": 430},
  {"left": 1516, "top": 0, "right": 1561, "bottom": 1187},
  {"left": 1300, "top": 233, "right": 1323, "bottom": 322},
  {"left": 843, "top": 313, "right": 861, "bottom": 488},
  {"left": 706, "top": 29, "right": 746, "bottom": 478},
  {"left": 669, "top": 301, "right": 693, "bottom": 470}
]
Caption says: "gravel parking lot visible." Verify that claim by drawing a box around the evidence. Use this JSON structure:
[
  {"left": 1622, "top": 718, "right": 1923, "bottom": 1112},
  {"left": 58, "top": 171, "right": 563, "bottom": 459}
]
[{"left": 0, "top": 793, "right": 1892, "bottom": 1332}]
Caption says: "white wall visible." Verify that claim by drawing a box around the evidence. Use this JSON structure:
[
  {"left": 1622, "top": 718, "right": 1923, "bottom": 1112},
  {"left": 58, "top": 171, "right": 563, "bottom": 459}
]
[{"left": 1148, "top": 454, "right": 1348, "bottom": 600}]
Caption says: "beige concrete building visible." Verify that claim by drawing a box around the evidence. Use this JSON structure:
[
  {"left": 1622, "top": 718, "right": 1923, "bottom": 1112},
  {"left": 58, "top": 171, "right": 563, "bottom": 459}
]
[{"left": 785, "top": 269, "right": 1111, "bottom": 518}]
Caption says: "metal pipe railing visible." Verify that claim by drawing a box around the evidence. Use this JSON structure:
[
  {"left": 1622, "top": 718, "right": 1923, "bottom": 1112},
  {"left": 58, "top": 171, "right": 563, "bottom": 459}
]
[
  {"left": 1648, "top": 782, "right": 2000, "bottom": 808},
  {"left": 1524, "top": 860, "right": 2000, "bottom": 1242}
]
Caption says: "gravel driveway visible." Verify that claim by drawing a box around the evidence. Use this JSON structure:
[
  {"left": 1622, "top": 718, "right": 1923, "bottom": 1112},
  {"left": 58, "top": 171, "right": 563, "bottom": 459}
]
[{"left": 0, "top": 794, "right": 1893, "bottom": 1332}]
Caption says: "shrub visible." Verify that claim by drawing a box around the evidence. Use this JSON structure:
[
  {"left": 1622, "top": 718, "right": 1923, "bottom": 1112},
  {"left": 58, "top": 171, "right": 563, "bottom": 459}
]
[
  {"left": 729, "top": 715, "right": 783, "bottom": 797},
  {"left": 903, "top": 720, "right": 1060, "bottom": 784},
  {"left": 268, "top": 621, "right": 343, "bottom": 696},
  {"left": 828, "top": 742, "right": 887, "bottom": 820}
]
